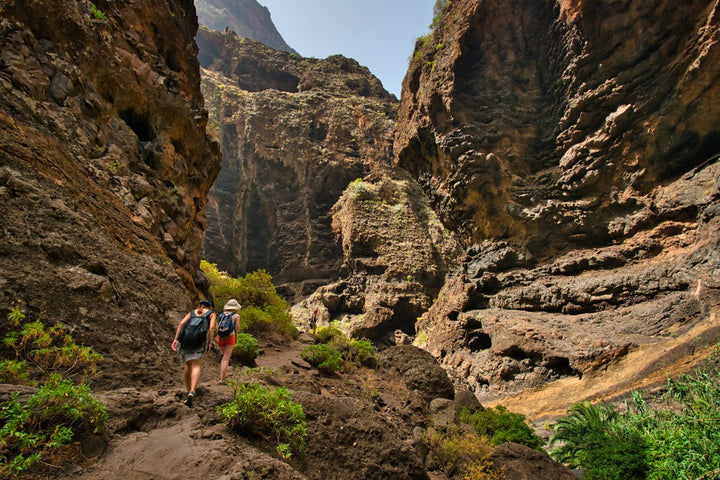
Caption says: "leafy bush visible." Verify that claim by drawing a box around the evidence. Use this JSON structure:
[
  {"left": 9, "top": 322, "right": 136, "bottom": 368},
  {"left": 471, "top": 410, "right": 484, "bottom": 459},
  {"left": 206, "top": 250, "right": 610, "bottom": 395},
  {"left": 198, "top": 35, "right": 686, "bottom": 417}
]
[
  {"left": 300, "top": 344, "right": 343, "bottom": 375},
  {"left": 0, "top": 359, "right": 30, "bottom": 385},
  {"left": 307, "top": 328, "right": 378, "bottom": 372},
  {"left": 550, "top": 401, "right": 647, "bottom": 480},
  {"left": 217, "top": 382, "right": 306, "bottom": 459},
  {"left": 88, "top": 2, "right": 106, "bottom": 19},
  {"left": 0, "top": 374, "right": 108, "bottom": 477},
  {"left": 239, "top": 305, "right": 298, "bottom": 340},
  {"left": 3, "top": 306, "right": 102, "bottom": 383},
  {"left": 431, "top": 0, "right": 449, "bottom": 29},
  {"left": 314, "top": 325, "right": 344, "bottom": 345},
  {"left": 424, "top": 425, "right": 505, "bottom": 480},
  {"left": 460, "top": 405, "right": 543, "bottom": 449},
  {"left": 231, "top": 333, "right": 259, "bottom": 366},
  {"left": 550, "top": 351, "right": 720, "bottom": 480},
  {"left": 343, "top": 339, "right": 378, "bottom": 368},
  {"left": 201, "top": 262, "right": 298, "bottom": 340}
]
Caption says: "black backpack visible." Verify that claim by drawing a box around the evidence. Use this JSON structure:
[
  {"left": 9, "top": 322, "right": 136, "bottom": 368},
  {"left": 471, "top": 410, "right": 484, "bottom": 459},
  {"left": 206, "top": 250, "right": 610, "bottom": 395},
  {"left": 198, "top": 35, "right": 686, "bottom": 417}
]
[
  {"left": 180, "top": 310, "right": 212, "bottom": 348},
  {"left": 217, "top": 311, "right": 236, "bottom": 338}
]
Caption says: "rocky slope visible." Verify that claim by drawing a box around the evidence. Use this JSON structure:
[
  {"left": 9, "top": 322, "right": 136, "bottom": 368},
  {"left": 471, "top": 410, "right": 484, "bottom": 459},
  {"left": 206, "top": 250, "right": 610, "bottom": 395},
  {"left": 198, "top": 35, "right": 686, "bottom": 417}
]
[
  {"left": 395, "top": 0, "right": 720, "bottom": 412},
  {"left": 195, "top": 0, "right": 296, "bottom": 54},
  {"left": 0, "top": 0, "right": 220, "bottom": 386},
  {"left": 197, "top": 29, "right": 460, "bottom": 346}
]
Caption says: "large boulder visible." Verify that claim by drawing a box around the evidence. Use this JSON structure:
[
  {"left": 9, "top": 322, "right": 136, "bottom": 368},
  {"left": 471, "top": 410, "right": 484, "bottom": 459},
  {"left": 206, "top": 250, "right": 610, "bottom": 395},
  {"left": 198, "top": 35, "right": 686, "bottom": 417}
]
[
  {"left": 490, "top": 442, "right": 577, "bottom": 480},
  {"left": 379, "top": 345, "right": 455, "bottom": 401}
]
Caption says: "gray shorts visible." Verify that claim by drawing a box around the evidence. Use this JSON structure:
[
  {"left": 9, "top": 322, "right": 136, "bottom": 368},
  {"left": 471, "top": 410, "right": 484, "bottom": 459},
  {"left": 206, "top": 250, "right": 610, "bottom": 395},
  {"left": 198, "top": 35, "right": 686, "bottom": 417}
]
[{"left": 177, "top": 343, "right": 206, "bottom": 363}]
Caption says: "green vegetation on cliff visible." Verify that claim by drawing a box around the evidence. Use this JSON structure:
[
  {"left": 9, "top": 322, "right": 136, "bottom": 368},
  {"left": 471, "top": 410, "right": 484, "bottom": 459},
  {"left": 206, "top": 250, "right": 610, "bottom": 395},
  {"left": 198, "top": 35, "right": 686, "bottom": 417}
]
[
  {"left": 201, "top": 261, "right": 298, "bottom": 340},
  {"left": 0, "top": 304, "right": 107, "bottom": 477},
  {"left": 550, "top": 348, "right": 720, "bottom": 480}
]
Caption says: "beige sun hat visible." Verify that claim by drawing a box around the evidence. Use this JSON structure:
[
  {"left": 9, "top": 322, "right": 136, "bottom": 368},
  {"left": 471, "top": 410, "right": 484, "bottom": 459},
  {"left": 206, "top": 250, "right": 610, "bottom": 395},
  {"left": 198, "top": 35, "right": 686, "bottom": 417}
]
[{"left": 223, "top": 299, "right": 241, "bottom": 311}]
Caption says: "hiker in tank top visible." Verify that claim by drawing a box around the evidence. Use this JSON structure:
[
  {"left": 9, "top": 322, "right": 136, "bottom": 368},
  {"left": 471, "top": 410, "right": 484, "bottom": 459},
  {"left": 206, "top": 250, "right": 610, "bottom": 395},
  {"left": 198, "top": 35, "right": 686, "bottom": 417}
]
[
  {"left": 171, "top": 299, "right": 217, "bottom": 407},
  {"left": 216, "top": 299, "right": 242, "bottom": 383}
]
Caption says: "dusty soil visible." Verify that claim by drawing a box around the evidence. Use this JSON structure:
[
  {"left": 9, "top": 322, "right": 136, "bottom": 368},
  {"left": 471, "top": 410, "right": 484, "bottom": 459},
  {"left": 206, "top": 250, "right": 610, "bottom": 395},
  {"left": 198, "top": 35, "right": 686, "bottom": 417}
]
[{"left": 28, "top": 333, "right": 429, "bottom": 480}]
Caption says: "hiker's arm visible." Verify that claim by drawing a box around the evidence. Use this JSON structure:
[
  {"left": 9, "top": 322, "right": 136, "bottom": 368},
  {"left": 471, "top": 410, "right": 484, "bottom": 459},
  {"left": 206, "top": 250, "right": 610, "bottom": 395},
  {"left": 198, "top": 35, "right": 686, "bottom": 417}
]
[
  {"left": 206, "top": 313, "right": 217, "bottom": 352},
  {"left": 171, "top": 312, "right": 190, "bottom": 351},
  {"left": 233, "top": 313, "right": 241, "bottom": 333}
]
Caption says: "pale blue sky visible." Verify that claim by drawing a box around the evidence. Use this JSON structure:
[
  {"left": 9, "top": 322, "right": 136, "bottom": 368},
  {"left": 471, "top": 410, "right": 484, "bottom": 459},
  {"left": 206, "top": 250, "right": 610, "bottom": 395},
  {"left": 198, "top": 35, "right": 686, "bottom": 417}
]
[{"left": 258, "top": 0, "right": 436, "bottom": 97}]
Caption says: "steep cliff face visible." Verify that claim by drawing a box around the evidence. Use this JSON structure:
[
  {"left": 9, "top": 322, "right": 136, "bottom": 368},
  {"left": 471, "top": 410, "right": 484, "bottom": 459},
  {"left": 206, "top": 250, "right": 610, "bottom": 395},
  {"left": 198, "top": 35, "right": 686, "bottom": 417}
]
[
  {"left": 197, "top": 29, "right": 459, "bottom": 345},
  {"left": 395, "top": 0, "right": 720, "bottom": 409},
  {"left": 195, "top": 0, "right": 296, "bottom": 53},
  {"left": 198, "top": 29, "right": 394, "bottom": 284},
  {"left": 0, "top": 0, "right": 220, "bottom": 386},
  {"left": 397, "top": 0, "right": 719, "bottom": 254}
]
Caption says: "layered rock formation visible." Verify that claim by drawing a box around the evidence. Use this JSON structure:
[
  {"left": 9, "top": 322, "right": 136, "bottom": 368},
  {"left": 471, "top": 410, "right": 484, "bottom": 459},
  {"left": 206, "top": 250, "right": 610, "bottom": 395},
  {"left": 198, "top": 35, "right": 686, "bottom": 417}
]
[
  {"left": 195, "top": 0, "right": 296, "bottom": 53},
  {"left": 0, "top": 0, "right": 220, "bottom": 386},
  {"left": 197, "top": 29, "right": 459, "bottom": 345},
  {"left": 396, "top": 0, "right": 720, "bottom": 408}
]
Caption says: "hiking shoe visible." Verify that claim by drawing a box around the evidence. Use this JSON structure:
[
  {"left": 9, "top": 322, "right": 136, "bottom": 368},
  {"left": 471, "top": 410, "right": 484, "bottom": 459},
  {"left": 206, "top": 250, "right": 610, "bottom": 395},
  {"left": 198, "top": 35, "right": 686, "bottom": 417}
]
[{"left": 184, "top": 391, "right": 195, "bottom": 407}]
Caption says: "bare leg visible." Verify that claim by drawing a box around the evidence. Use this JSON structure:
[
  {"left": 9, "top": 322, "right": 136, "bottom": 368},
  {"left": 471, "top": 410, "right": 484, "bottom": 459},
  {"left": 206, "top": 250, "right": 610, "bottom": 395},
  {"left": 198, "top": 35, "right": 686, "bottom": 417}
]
[
  {"left": 188, "top": 359, "right": 202, "bottom": 393},
  {"left": 183, "top": 362, "right": 192, "bottom": 392},
  {"left": 220, "top": 344, "right": 233, "bottom": 382}
]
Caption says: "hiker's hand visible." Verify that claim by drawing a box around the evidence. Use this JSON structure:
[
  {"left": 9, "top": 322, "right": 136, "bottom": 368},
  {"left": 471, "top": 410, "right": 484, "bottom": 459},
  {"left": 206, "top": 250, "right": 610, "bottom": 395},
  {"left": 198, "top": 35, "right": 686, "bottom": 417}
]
[{"left": 171, "top": 340, "right": 179, "bottom": 351}]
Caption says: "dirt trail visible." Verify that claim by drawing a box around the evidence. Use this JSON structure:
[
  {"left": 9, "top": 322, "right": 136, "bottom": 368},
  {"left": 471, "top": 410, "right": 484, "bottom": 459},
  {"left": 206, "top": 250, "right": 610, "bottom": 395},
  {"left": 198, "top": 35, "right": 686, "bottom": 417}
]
[{"left": 59, "top": 337, "right": 316, "bottom": 480}]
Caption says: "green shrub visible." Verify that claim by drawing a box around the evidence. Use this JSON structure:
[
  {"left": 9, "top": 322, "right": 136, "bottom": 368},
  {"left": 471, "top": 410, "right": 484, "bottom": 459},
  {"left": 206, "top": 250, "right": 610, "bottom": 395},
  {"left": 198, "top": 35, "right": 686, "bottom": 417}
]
[
  {"left": 88, "top": 3, "right": 106, "bottom": 20},
  {"left": 3, "top": 309, "right": 102, "bottom": 382},
  {"left": 300, "top": 344, "right": 343, "bottom": 375},
  {"left": 314, "top": 326, "right": 344, "bottom": 345},
  {"left": 0, "top": 374, "right": 108, "bottom": 477},
  {"left": 344, "top": 339, "right": 378, "bottom": 368},
  {"left": 431, "top": 0, "right": 449, "bottom": 29},
  {"left": 550, "top": 351, "right": 720, "bottom": 480},
  {"left": 231, "top": 333, "right": 259, "bottom": 366},
  {"left": 646, "top": 366, "right": 720, "bottom": 478},
  {"left": 0, "top": 359, "right": 30, "bottom": 385},
  {"left": 217, "top": 382, "right": 306, "bottom": 459},
  {"left": 549, "top": 401, "right": 647, "bottom": 479},
  {"left": 424, "top": 425, "right": 505, "bottom": 480},
  {"left": 201, "top": 262, "right": 298, "bottom": 340},
  {"left": 460, "top": 405, "right": 544, "bottom": 449},
  {"left": 238, "top": 305, "right": 298, "bottom": 340}
]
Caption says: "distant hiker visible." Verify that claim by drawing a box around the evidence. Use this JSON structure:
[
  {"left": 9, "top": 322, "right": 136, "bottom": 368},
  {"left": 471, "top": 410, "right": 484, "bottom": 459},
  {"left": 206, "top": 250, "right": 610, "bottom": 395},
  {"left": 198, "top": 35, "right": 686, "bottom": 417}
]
[
  {"left": 217, "top": 299, "right": 242, "bottom": 383},
  {"left": 310, "top": 308, "right": 318, "bottom": 335},
  {"left": 171, "top": 299, "right": 216, "bottom": 407}
]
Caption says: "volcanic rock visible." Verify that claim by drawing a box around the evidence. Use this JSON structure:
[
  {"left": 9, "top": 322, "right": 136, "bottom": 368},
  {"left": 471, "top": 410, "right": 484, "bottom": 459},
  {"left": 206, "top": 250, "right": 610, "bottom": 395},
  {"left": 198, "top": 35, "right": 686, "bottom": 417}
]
[
  {"left": 396, "top": 0, "right": 720, "bottom": 408},
  {"left": 0, "top": 0, "right": 220, "bottom": 387}
]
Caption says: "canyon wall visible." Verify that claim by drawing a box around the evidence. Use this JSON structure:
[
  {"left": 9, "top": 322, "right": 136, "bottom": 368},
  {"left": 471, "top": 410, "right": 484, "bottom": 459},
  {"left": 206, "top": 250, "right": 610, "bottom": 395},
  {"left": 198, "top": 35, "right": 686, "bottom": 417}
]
[
  {"left": 195, "top": 0, "right": 296, "bottom": 53},
  {"left": 393, "top": 0, "right": 720, "bottom": 407},
  {"left": 0, "top": 0, "right": 220, "bottom": 387},
  {"left": 197, "top": 29, "right": 459, "bottom": 345}
]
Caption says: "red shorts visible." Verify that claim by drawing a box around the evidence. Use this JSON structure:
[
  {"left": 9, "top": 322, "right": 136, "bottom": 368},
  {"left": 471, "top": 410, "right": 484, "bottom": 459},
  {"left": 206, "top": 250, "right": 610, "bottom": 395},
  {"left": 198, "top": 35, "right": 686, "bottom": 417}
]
[{"left": 217, "top": 333, "right": 235, "bottom": 347}]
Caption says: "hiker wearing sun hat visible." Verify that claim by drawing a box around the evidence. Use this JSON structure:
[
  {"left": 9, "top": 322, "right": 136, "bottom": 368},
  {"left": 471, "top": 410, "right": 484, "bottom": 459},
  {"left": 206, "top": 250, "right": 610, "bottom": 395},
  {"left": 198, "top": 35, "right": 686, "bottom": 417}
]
[
  {"left": 171, "top": 299, "right": 216, "bottom": 407},
  {"left": 216, "top": 299, "right": 242, "bottom": 383}
]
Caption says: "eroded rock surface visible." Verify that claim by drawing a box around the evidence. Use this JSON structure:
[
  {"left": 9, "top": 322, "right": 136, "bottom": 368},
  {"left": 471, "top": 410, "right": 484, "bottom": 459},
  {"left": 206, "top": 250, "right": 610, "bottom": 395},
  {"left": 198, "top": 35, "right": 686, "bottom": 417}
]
[
  {"left": 0, "top": 0, "right": 220, "bottom": 387},
  {"left": 195, "top": 0, "right": 296, "bottom": 53},
  {"left": 198, "top": 29, "right": 460, "bottom": 345},
  {"left": 395, "top": 0, "right": 720, "bottom": 406},
  {"left": 198, "top": 29, "right": 395, "bottom": 288}
]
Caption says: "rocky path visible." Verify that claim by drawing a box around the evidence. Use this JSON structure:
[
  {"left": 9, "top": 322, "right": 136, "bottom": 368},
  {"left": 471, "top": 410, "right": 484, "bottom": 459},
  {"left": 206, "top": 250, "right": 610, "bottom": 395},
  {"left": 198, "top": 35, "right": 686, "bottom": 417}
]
[{"left": 56, "top": 338, "right": 317, "bottom": 480}]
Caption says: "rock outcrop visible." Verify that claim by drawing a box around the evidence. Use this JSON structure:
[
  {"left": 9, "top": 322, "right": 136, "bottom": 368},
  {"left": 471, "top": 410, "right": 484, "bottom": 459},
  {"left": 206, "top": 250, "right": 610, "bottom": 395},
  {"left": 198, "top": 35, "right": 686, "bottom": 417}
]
[
  {"left": 197, "top": 29, "right": 459, "bottom": 345},
  {"left": 0, "top": 0, "right": 220, "bottom": 387},
  {"left": 395, "top": 0, "right": 720, "bottom": 409},
  {"left": 195, "top": 0, "right": 296, "bottom": 54}
]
